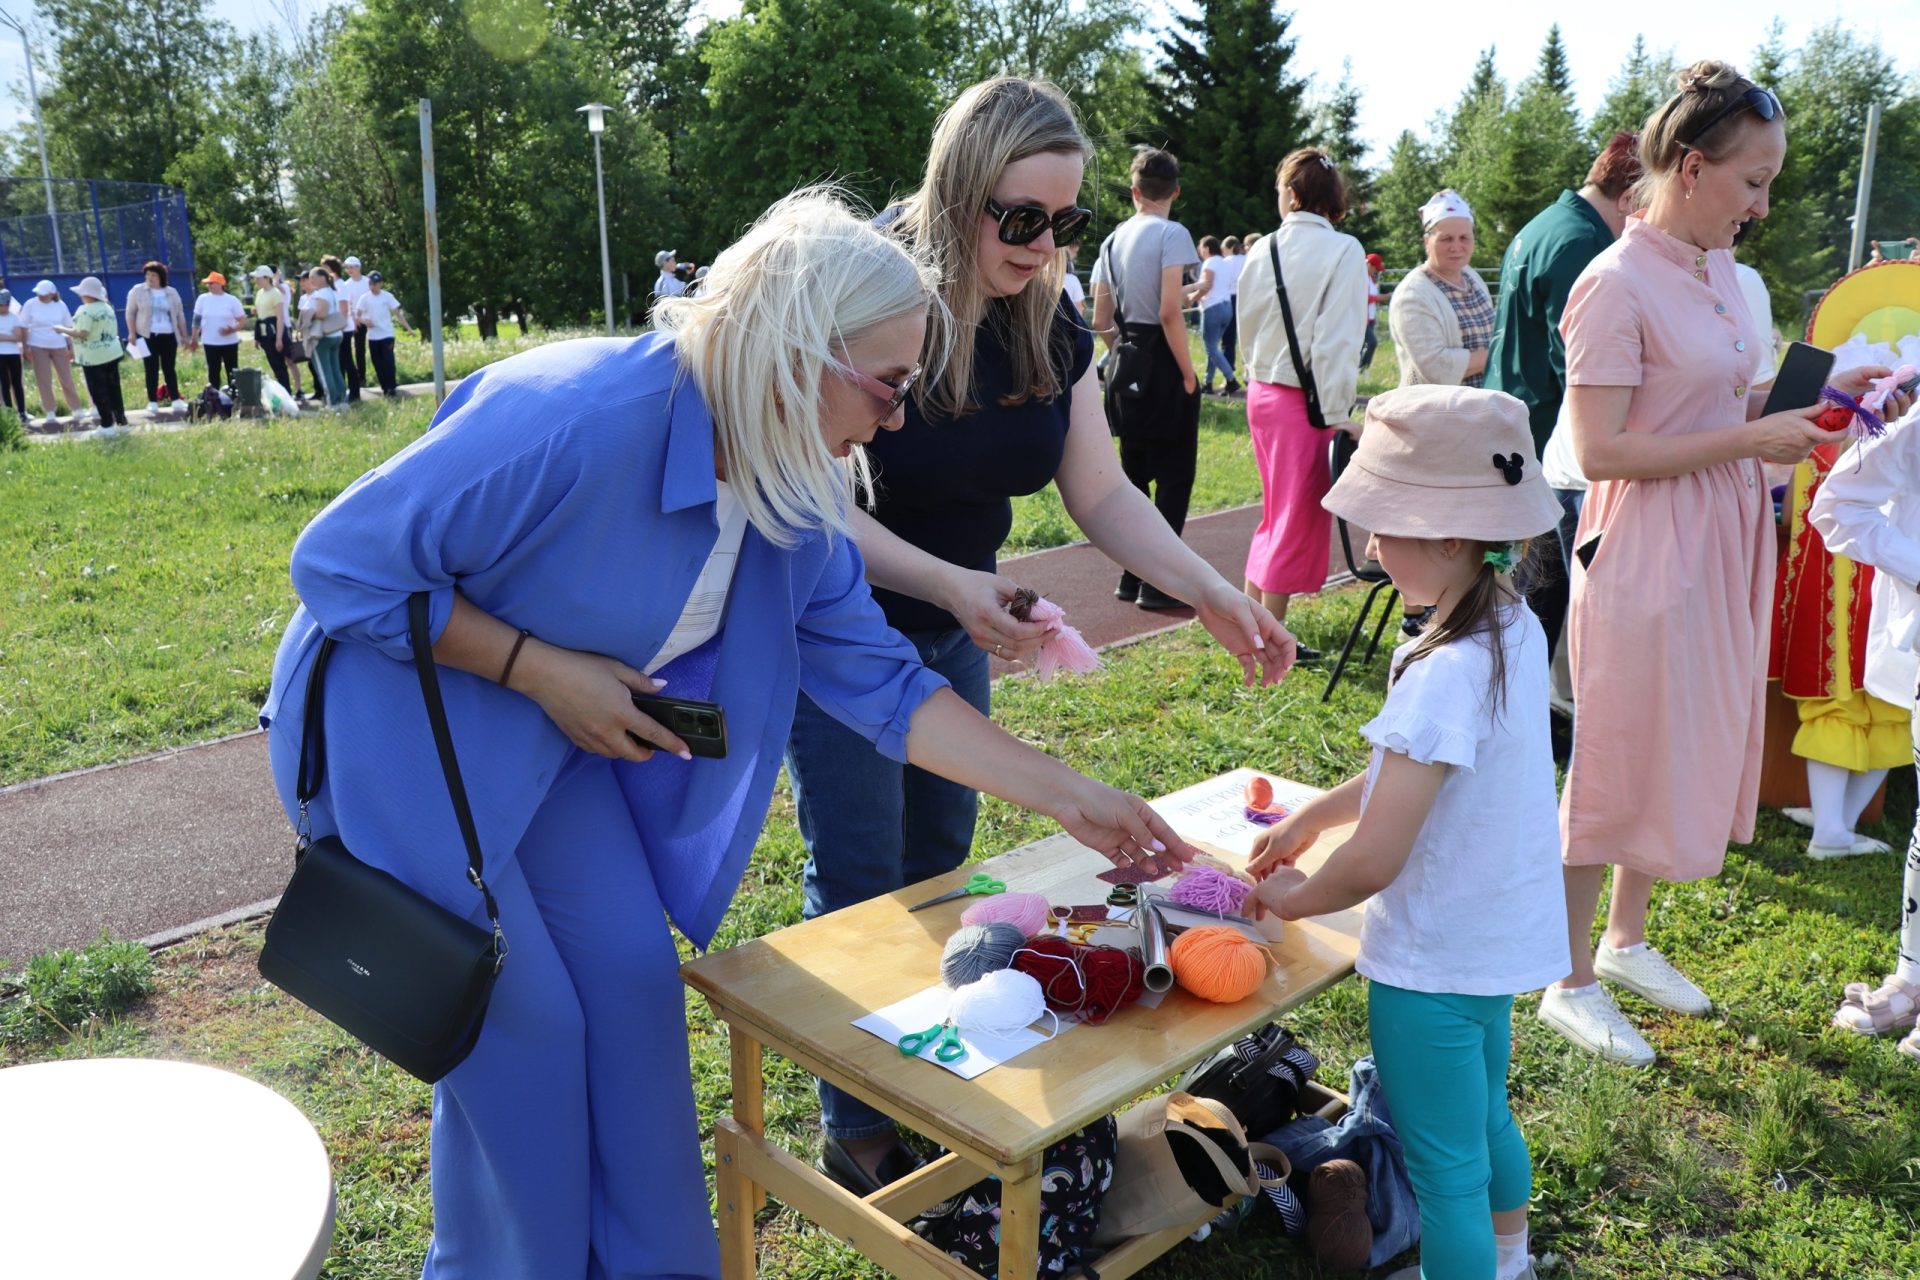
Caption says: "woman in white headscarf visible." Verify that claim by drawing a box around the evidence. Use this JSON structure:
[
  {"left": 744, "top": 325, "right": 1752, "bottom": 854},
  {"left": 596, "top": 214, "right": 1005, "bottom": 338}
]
[{"left": 1389, "top": 190, "right": 1496, "bottom": 387}]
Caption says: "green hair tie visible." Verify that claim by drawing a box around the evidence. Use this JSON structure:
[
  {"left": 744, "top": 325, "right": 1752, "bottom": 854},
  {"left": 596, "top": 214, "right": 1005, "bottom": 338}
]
[{"left": 1483, "top": 545, "right": 1514, "bottom": 571}]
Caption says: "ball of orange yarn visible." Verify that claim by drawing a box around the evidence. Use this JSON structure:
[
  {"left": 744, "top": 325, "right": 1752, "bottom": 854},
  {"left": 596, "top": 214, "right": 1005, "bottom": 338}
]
[{"left": 1169, "top": 926, "right": 1268, "bottom": 1003}]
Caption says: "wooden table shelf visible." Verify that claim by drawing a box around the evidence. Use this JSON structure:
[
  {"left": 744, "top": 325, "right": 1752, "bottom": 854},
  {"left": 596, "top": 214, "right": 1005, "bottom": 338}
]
[{"left": 683, "top": 780, "right": 1362, "bottom": 1280}]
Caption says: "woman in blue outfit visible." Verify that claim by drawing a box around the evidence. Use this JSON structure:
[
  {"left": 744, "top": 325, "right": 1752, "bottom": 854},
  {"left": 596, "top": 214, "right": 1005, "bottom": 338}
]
[
  {"left": 259, "top": 191, "right": 1194, "bottom": 1280},
  {"left": 784, "top": 78, "right": 1298, "bottom": 1192}
]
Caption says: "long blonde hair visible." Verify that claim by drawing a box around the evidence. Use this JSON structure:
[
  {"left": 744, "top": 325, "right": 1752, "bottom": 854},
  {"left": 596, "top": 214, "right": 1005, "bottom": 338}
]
[
  {"left": 654, "top": 188, "right": 946, "bottom": 545},
  {"left": 891, "top": 77, "right": 1091, "bottom": 421}
]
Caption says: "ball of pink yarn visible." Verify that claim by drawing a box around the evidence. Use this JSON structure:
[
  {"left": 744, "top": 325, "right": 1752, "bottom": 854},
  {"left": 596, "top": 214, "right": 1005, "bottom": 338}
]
[
  {"left": 1168, "top": 866, "right": 1252, "bottom": 916},
  {"left": 961, "top": 891, "right": 1051, "bottom": 937}
]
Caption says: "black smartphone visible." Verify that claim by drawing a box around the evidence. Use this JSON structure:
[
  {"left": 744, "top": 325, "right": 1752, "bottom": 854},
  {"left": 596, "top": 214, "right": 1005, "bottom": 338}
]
[
  {"left": 630, "top": 692, "right": 729, "bottom": 759},
  {"left": 1768, "top": 341, "right": 1837, "bottom": 413},
  {"left": 1575, "top": 531, "right": 1602, "bottom": 571}
]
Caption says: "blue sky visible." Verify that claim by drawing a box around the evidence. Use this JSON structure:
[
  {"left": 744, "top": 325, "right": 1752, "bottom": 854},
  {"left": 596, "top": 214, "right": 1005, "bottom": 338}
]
[{"left": 0, "top": 1, "right": 1910, "bottom": 165}]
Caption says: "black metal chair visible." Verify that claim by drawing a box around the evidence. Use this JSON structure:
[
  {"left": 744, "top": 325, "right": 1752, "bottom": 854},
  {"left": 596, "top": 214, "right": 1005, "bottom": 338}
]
[{"left": 1321, "top": 430, "right": 1398, "bottom": 702}]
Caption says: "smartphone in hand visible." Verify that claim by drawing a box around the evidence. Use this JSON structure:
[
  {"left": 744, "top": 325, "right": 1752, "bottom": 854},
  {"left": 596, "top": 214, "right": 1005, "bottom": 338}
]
[{"left": 630, "top": 692, "right": 728, "bottom": 759}]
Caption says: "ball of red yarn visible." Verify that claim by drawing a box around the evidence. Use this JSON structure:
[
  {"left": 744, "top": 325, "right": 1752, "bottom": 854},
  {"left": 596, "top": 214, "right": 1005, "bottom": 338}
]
[
  {"left": 1170, "top": 925, "right": 1268, "bottom": 1003},
  {"left": 1012, "top": 936, "right": 1146, "bottom": 1023}
]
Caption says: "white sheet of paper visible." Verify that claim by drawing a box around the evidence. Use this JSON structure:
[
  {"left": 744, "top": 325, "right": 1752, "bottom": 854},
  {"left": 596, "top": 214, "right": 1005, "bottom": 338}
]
[
  {"left": 1149, "top": 767, "right": 1324, "bottom": 856},
  {"left": 852, "top": 984, "right": 1060, "bottom": 1080}
]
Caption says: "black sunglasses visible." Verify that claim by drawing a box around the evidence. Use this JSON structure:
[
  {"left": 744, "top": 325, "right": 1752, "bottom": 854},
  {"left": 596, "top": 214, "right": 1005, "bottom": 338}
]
[
  {"left": 984, "top": 198, "right": 1093, "bottom": 248},
  {"left": 1682, "top": 86, "right": 1784, "bottom": 146}
]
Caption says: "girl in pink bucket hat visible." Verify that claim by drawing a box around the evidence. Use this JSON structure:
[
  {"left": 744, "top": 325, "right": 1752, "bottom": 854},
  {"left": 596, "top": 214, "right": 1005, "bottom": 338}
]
[{"left": 1245, "top": 383, "right": 1566, "bottom": 1280}]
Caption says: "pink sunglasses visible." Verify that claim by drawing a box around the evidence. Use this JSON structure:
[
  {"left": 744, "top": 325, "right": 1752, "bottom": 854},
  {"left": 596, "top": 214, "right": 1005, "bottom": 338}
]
[{"left": 831, "top": 359, "right": 922, "bottom": 417}]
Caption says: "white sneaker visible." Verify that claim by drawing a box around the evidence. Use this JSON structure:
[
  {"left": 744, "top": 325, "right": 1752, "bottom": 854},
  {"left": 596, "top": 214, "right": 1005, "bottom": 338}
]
[
  {"left": 1808, "top": 835, "right": 1892, "bottom": 859},
  {"left": 1538, "top": 984, "right": 1656, "bottom": 1066},
  {"left": 96, "top": 424, "right": 118, "bottom": 438},
  {"left": 1781, "top": 807, "right": 1815, "bottom": 828},
  {"left": 145, "top": 401, "right": 159, "bottom": 413},
  {"left": 1594, "top": 942, "right": 1712, "bottom": 1015}
]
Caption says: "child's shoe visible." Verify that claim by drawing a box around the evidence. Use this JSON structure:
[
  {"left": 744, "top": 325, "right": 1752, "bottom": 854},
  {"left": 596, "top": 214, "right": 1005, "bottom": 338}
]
[
  {"left": 1807, "top": 834, "right": 1892, "bottom": 858},
  {"left": 1900, "top": 1026, "right": 1920, "bottom": 1064},
  {"left": 1538, "top": 983, "right": 1655, "bottom": 1066},
  {"left": 1593, "top": 942, "right": 1712, "bottom": 1015}
]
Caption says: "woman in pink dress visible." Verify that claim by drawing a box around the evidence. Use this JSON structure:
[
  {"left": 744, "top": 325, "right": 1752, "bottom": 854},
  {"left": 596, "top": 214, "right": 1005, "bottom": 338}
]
[
  {"left": 1537, "top": 61, "right": 1913, "bottom": 1065},
  {"left": 1234, "top": 148, "right": 1369, "bottom": 646}
]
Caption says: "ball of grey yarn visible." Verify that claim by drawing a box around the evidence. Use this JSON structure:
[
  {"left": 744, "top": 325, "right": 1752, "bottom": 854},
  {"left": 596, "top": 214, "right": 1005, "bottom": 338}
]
[{"left": 941, "top": 921, "right": 1026, "bottom": 989}]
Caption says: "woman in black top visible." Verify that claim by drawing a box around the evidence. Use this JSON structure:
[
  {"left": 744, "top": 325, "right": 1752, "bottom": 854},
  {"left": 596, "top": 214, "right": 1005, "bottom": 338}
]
[{"left": 784, "top": 77, "right": 1297, "bottom": 1193}]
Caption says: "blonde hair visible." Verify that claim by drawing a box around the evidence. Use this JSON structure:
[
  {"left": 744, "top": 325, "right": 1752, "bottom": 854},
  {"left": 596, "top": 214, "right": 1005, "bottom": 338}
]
[
  {"left": 1634, "top": 60, "right": 1783, "bottom": 204},
  {"left": 891, "top": 77, "right": 1091, "bottom": 421},
  {"left": 654, "top": 188, "right": 945, "bottom": 545}
]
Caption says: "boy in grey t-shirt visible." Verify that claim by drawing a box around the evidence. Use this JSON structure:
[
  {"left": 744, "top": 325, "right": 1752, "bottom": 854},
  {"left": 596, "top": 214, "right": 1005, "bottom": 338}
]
[{"left": 1088, "top": 148, "right": 1202, "bottom": 609}]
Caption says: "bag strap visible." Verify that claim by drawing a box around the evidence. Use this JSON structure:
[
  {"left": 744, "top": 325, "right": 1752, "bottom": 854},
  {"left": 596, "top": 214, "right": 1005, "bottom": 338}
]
[
  {"left": 1163, "top": 1119, "right": 1256, "bottom": 1198},
  {"left": 1101, "top": 238, "right": 1127, "bottom": 328},
  {"left": 1247, "top": 1142, "right": 1293, "bottom": 1187},
  {"left": 1269, "top": 234, "right": 1318, "bottom": 402},
  {"left": 294, "top": 592, "right": 506, "bottom": 967}
]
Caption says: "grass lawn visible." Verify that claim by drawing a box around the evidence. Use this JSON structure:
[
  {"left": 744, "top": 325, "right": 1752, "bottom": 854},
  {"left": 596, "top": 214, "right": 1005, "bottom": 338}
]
[{"left": 9, "top": 606, "right": 1920, "bottom": 1278}]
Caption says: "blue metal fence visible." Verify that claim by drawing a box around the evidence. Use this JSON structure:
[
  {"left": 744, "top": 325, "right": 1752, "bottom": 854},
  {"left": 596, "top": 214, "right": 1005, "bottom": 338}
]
[{"left": 0, "top": 177, "right": 195, "bottom": 330}]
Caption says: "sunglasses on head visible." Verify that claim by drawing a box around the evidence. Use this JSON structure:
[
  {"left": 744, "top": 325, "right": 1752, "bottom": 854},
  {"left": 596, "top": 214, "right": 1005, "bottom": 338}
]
[
  {"left": 831, "top": 359, "right": 922, "bottom": 417},
  {"left": 1682, "top": 86, "right": 1784, "bottom": 146},
  {"left": 984, "top": 198, "right": 1093, "bottom": 248}
]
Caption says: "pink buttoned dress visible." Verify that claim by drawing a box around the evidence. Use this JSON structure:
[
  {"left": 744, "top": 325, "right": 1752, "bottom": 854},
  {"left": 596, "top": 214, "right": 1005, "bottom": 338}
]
[{"left": 1559, "top": 216, "right": 1770, "bottom": 881}]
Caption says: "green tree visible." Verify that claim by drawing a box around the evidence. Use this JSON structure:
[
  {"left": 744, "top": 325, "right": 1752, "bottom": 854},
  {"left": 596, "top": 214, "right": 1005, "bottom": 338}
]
[
  {"left": 1311, "top": 59, "right": 1376, "bottom": 251},
  {"left": 288, "top": 0, "right": 681, "bottom": 335},
  {"left": 33, "top": 0, "right": 231, "bottom": 184},
  {"left": 1475, "top": 27, "right": 1589, "bottom": 260},
  {"left": 689, "top": 0, "right": 936, "bottom": 248},
  {"left": 164, "top": 34, "right": 297, "bottom": 277},
  {"left": 1587, "top": 34, "right": 1675, "bottom": 144},
  {"left": 1146, "top": 0, "right": 1310, "bottom": 238},
  {"left": 928, "top": 0, "right": 1138, "bottom": 104},
  {"left": 1437, "top": 46, "right": 1508, "bottom": 260},
  {"left": 1371, "top": 129, "right": 1441, "bottom": 268}
]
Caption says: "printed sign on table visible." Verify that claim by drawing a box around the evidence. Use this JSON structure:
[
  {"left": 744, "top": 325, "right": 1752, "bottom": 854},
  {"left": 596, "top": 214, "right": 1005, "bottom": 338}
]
[{"left": 1148, "top": 767, "right": 1323, "bottom": 857}]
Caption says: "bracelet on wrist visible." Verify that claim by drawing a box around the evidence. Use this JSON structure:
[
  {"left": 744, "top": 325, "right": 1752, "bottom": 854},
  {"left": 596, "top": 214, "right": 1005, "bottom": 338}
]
[{"left": 498, "top": 629, "right": 532, "bottom": 688}]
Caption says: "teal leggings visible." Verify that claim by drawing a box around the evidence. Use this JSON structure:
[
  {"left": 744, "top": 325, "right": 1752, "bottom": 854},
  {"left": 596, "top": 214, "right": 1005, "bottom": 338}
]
[{"left": 1369, "top": 982, "right": 1533, "bottom": 1280}]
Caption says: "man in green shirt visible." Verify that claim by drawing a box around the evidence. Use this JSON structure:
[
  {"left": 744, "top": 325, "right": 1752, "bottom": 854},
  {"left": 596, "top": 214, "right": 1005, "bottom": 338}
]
[{"left": 1486, "top": 131, "right": 1640, "bottom": 658}]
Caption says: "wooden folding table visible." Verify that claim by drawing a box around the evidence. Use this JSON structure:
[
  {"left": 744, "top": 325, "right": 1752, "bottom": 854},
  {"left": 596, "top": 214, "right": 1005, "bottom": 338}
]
[{"left": 681, "top": 792, "right": 1362, "bottom": 1280}]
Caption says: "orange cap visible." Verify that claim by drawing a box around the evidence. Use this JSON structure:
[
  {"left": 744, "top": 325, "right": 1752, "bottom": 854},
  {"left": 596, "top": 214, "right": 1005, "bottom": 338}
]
[{"left": 203, "top": 271, "right": 226, "bottom": 285}]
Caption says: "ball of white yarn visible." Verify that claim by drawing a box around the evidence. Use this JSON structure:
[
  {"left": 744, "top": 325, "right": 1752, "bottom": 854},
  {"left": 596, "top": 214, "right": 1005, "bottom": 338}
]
[{"left": 946, "top": 967, "right": 1048, "bottom": 1038}]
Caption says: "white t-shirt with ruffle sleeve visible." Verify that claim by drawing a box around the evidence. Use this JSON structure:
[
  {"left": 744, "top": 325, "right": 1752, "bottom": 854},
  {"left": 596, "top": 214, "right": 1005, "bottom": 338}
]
[{"left": 1353, "top": 604, "right": 1570, "bottom": 996}]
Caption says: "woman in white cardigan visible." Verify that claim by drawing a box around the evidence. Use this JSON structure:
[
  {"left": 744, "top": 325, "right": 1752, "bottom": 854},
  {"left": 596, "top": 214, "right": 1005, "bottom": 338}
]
[
  {"left": 1389, "top": 190, "right": 1495, "bottom": 388},
  {"left": 125, "top": 260, "right": 188, "bottom": 411},
  {"left": 1235, "top": 147, "right": 1368, "bottom": 640}
]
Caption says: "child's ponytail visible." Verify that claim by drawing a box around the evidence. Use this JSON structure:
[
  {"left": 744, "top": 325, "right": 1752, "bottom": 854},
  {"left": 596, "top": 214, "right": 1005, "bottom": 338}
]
[{"left": 1391, "top": 541, "right": 1525, "bottom": 717}]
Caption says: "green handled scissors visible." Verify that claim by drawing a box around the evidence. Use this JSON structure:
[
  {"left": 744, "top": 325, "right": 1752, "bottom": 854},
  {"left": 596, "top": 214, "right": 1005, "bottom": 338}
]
[
  {"left": 907, "top": 872, "right": 1007, "bottom": 912},
  {"left": 898, "top": 1018, "right": 968, "bottom": 1063}
]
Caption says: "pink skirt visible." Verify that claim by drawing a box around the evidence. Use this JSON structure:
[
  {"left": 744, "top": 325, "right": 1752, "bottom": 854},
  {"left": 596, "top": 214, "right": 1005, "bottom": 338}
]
[{"left": 1245, "top": 381, "right": 1333, "bottom": 595}]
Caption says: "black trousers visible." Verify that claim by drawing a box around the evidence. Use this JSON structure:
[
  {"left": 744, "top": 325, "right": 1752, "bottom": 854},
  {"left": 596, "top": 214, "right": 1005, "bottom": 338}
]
[
  {"left": 1108, "top": 326, "right": 1202, "bottom": 595},
  {"left": 143, "top": 333, "right": 180, "bottom": 402},
  {"left": 1222, "top": 296, "right": 1238, "bottom": 372},
  {"left": 0, "top": 353, "right": 23, "bottom": 417},
  {"left": 368, "top": 336, "right": 398, "bottom": 395},
  {"left": 204, "top": 342, "right": 240, "bottom": 388},
  {"left": 344, "top": 325, "right": 365, "bottom": 400},
  {"left": 255, "top": 320, "right": 292, "bottom": 391},
  {"left": 81, "top": 357, "right": 127, "bottom": 425}
]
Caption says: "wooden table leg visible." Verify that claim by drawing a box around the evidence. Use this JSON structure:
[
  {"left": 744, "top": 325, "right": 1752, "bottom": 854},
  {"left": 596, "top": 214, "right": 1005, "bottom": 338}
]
[
  {"left": 717, "top": 1027, "right": 765, "bottom": 1280},
  {"left": 997, "top": 1164, "right": 1043, "bottom": 1280}
]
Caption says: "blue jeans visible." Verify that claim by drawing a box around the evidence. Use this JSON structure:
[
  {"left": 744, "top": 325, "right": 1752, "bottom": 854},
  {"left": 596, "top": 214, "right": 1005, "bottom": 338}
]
[
  {"left": 1554, "top": 487, "right": 1585, "bottom": 578},
  {"left": 786, "top": 626, "right": 991, "bottom": 1139},
  {"left": 1369, "top": 982, "right": 1533, "bottom": 1280},
  {"left": 314, "top": 333, "right": 346, "bottom": 406},
  {"left": 1360, "top": 319, "right": 1378, "bottom": 371},
  {"left": 1201, "top": 303, "right": 1234, "bottom": 389}
]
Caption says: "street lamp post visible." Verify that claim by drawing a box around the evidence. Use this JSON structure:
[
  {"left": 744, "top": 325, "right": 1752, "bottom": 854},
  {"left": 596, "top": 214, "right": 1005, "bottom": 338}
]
[
  {"left": 0, "top": 7, "right": 61, "bottom": 273},
  {"left": 578, "top": 103, "right": 615, "bottom": 337}
]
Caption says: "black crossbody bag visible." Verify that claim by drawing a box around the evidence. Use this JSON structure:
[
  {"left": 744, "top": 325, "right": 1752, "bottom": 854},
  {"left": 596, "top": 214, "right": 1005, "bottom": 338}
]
[
  {"left": 258, "top": 591, "right": 507, "bottom": 1084},
  {"left": 1269, "top": 235, "right": 1332, "bottom": 429}
]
